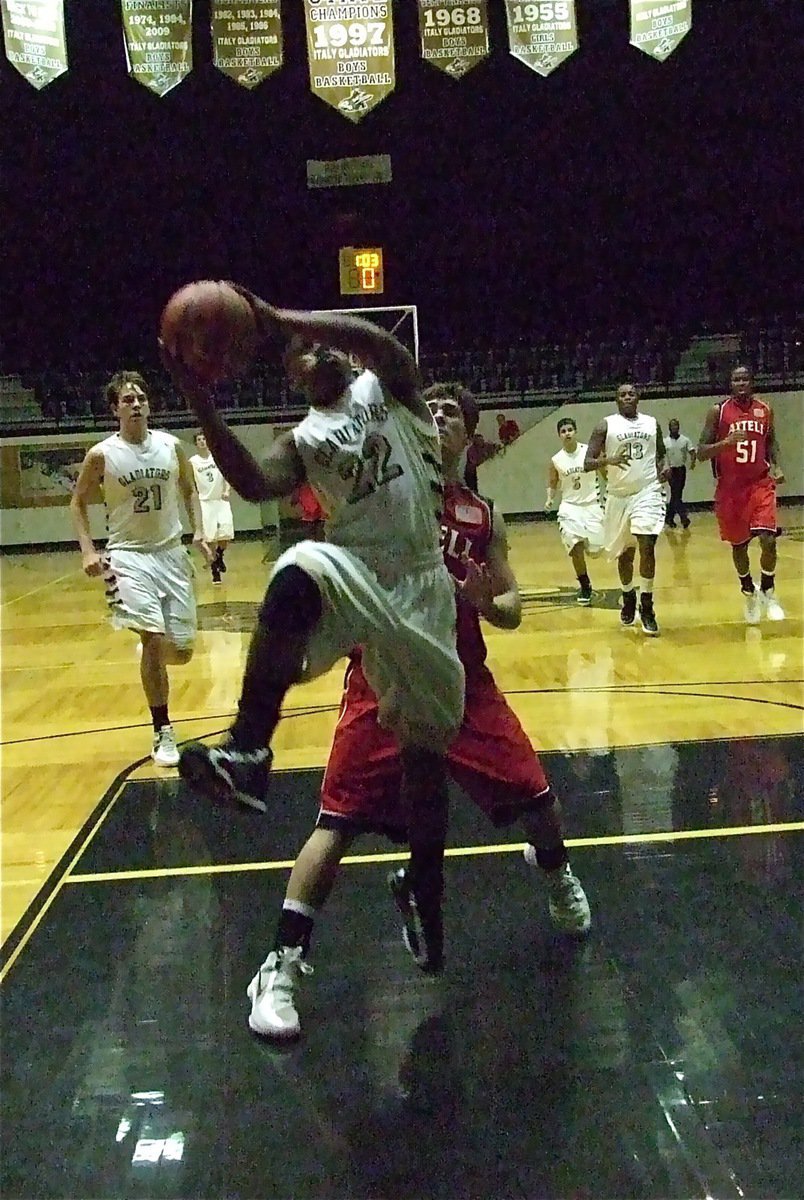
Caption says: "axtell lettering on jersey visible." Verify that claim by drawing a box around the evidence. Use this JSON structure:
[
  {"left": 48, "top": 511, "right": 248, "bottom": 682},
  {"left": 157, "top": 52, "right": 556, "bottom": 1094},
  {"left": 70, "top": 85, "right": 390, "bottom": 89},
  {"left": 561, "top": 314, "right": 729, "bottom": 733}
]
[
  {"left": 313, "top": 400, "right": 389, "bottom": 467},
  {"left": 728, "top": 419, "right": 766, "bottom": 434},
  {"left": 117, "top": 467, "right": 171, "bottom": 486}
]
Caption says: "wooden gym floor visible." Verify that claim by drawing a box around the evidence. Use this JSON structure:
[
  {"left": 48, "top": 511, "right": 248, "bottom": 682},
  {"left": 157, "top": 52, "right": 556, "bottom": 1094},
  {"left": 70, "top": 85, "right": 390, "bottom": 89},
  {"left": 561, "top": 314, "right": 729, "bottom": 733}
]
[{"left": 1, "top": 508, "right": 802, "bottom": 1199}]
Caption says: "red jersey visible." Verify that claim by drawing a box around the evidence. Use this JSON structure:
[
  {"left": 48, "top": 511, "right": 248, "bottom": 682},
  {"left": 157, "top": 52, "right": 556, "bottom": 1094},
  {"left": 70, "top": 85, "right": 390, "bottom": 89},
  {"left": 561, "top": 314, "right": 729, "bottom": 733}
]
[
  {"left": 713, "top": 396, "right": 773, "bottom": 486},
  {"left": 440, "top": 481, "right": 493, "bottom": 672}
]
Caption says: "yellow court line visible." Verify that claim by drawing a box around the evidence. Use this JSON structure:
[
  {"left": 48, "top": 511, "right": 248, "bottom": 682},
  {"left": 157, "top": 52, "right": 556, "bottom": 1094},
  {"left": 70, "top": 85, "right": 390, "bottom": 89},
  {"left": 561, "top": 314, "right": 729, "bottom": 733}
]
[
  {"left": 0, "top": 570, "right": 76, "bottom": 610},
  {"left": 0, "top": 783, "right": 127, "bottom": 984},
  {"left": 64, "top": 820, "right": 804, "bottom": 885}
]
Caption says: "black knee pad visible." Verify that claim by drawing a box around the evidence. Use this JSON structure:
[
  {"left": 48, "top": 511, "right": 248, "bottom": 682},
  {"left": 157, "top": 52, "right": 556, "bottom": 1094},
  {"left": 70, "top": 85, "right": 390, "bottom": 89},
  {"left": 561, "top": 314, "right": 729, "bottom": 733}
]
[{"left": 259, "top": 564, "right": 322, "bottom": 635}]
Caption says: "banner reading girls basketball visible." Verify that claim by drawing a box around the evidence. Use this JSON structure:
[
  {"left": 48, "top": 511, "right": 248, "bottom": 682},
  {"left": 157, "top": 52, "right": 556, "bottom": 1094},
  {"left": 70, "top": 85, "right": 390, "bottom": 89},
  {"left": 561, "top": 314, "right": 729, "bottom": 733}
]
[
  {"left": 1, "top": 0, "right": 68, "bottom": 88},
  {"left": 417, "top": 1, "right": 489, "bottom": 79},
  {"left": 504, "top": 0, "right": 578, "bottom": 77},
  {"left": 211, "top": 2, "right": 283, "bottom": 88},
  {"left": 629, "top": 0, "right": 691, "bottom": 61},
  {"left": 120, "top": 0, "right": 193, "bottom": 97},
  {"left": 303, "top": 0, "right": 395, "bottom": 123}
]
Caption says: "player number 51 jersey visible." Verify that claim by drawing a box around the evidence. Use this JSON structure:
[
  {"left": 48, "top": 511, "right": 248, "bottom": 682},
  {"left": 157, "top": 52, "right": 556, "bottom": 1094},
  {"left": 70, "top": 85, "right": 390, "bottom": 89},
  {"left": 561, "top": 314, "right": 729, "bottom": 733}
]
[{"left": 713, "top": 396, "right": 773, "bottom": 485}]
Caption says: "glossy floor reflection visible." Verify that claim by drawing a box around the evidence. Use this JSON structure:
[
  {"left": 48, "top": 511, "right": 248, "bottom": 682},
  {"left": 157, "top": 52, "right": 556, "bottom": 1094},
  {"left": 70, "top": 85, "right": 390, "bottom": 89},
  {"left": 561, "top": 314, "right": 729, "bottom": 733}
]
[{"left": 2, "top": 736, "right": 803, "bottom": 1200}]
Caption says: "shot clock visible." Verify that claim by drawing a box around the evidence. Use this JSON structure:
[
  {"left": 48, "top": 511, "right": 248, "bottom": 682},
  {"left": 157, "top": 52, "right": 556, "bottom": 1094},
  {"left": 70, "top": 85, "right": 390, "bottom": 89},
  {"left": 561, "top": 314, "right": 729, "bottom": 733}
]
[{"left": 338, "top": 247, "right": 384, "bottom": 295}]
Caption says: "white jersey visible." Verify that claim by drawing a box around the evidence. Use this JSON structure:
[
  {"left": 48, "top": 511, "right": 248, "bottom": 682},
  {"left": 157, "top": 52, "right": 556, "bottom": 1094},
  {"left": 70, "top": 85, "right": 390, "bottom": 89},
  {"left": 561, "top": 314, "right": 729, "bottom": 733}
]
[
  {"left": 292, "top": 370, "right": 443, "bottom": 582},
  {"left": 189, "top": 453, "right": 226, "bottom": 502},
  {"left": 604, "top": 413, "right": 660, "bottom": 497},
  {"left": 552, "top": 444, "right": 601, "bottom": 507},
  {"left": 98, "top": 429, "right": 183, "bottom": 551}
]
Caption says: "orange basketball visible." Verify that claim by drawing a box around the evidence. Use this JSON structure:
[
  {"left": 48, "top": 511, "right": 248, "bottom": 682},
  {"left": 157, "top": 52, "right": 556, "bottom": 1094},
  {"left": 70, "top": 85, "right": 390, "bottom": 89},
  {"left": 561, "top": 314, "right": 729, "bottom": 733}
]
[{"left": 160, "top": 280, "right": 258, "bottom": 385}]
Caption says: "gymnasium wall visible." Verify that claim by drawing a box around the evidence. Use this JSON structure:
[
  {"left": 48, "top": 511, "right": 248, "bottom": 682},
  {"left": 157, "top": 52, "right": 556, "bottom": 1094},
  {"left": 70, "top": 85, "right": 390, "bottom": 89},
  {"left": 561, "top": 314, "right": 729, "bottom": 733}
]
[
  {"left": 476, "top": 391, "right": 803, "bottom": 514},
  {"left": 0, "top": 391, "right": 801, "bottom": 547}
]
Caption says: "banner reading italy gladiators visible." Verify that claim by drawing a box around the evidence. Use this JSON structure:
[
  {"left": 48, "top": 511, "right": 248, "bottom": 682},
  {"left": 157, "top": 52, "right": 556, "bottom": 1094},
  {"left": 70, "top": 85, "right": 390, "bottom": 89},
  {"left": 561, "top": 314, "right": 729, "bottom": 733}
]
[
  {"left": 211, "top": 2, "right": 283, "bottom": 89},
  {"left": 1, "top": 0, "right": 68, "bottom": 89},
  {"left": 303, "top": 1, "right": 395, "bottom": 123},
  {"left": 417, "top": 1, "right": 489, "bottom": 79},
  {"left": 120, "top": 0, "right": 192, "bottom": 97},
  {"left": 504, "top": 0, "right": 578, "bottom": 78},
  {"left": 629, "top": 0, "right": 691, "bottom": 61}
]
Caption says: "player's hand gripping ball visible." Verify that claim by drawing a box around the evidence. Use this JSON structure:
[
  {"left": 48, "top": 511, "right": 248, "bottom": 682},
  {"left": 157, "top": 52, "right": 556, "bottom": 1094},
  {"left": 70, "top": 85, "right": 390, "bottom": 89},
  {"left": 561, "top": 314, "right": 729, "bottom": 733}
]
[{"left": 160, "top": 280, "right": 258, "bottom": 385}]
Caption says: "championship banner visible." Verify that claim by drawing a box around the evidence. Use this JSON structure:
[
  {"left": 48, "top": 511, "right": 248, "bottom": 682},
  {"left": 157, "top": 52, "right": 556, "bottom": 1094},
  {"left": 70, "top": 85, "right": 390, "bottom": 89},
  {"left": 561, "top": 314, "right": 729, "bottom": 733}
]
[
  {"left": 417, "top": 1, "right": 489, "bottom": 80},
  {"left": 120, "top": 0, "right": 193, "bottom": 97},
  {"left": 211, "top": 2, "right": 283, "bottom": 88},
  {"left": 504, "top": 0, "right": 578, "bottom": 77},
  {"left": 629, "top": 0, "right": 691, "bottom": 61},
  {"left": 303, "top": 0, "right": 395, "bottom": 123},
  {"left": 1, "top": 0, "right": 68, "bottom": 89}
]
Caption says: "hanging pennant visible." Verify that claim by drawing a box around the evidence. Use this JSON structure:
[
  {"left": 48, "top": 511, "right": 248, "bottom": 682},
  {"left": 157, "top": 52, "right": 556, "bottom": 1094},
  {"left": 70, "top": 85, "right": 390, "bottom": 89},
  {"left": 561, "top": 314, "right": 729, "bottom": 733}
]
[
  {"left": 504, "top": 0, "right": 578, "bottom": 77},
  {"left": 120, "top": 0, "right": 193, "bottom": 97},
  {"left": 629, "top": 0, "right": 691, "bottom": 61},
  {"left": 302, "top": 0, "right": 395, "bottom": 123},
  {"left": 417, "top": 1, "right": 489, "bottom": 79},
  {"left": 211, "top": 2, "right": 283, "bottom": 89},
  {"left": 1, "top": 0, "right": 68, "bottom": 89}
]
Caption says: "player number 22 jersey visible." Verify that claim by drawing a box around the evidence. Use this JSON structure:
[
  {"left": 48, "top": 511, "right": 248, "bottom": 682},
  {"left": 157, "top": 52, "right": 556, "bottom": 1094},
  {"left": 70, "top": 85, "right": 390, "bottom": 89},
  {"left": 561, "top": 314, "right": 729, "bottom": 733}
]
[{"left": 292, "top": 370, "right": 444, "bottom": 581}]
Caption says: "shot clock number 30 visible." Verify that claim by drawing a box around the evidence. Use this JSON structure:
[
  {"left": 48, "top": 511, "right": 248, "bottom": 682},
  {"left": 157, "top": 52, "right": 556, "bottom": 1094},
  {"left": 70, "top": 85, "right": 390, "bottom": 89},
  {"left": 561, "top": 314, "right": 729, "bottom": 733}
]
[{"left": 339, "top": 247, "right": 384, "bottom": 295}]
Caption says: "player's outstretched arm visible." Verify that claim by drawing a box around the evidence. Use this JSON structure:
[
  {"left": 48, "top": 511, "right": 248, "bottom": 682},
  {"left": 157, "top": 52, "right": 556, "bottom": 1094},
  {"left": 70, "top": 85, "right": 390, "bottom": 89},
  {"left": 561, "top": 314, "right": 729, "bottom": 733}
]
[
  {"left": 696, "top": 404, "right": 741, "bottom": 461},
  {"left": 161, "top": 344, "right": 304, "bottom": 502},
  {"left": 458, "top": 506, "right": 522, "bottom": 630},
  {"left": 234, "top": 291, "right": 425, "bottom": 420},
  {"left": 175, "top": 441, "right": 210, "bottom": 558}
]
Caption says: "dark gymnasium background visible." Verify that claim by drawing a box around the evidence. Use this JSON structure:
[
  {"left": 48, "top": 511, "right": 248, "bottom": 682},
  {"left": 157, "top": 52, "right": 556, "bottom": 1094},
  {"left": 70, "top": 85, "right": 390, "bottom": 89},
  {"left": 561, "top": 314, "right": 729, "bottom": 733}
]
[{"left": 1, "top": 0, "right": 802, "bottom": 378}]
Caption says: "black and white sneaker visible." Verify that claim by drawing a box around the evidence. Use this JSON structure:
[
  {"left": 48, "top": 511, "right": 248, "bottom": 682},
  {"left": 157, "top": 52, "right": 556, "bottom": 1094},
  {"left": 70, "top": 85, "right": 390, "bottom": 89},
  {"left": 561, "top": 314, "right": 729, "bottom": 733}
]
[
  {"left": 576, "top": 587, "right": 593, "bottom": 606},
  {"left": 388, "top": 867, "right": 443, "bottom": 974},
  {"left": 639, "top": 595, "right": 660, "bottom": 636},
  {"left": 179, "top": 740, "right": 272, "bottom": 812},
  {"left": 620, "top": 588, "right": 638, "bottom": 627}
]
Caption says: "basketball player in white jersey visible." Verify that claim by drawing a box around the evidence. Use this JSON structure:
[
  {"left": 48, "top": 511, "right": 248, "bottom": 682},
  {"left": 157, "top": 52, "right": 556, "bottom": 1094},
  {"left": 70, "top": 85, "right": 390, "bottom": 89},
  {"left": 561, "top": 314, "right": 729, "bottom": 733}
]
[
  {"left": 70, "top": 372, "right": 206, "bottom": 765},
  {"left": 163, "top": 296, "right": 465, "bottom": 972},
  {"left": 584, "top": 383, "right": 668, "bottom": 635},
  {"left": 545, "top": 416, "right": 605, "bottom": 604},
  {"left": 189, "top": 432, "right": 234, "bottom": 584}
]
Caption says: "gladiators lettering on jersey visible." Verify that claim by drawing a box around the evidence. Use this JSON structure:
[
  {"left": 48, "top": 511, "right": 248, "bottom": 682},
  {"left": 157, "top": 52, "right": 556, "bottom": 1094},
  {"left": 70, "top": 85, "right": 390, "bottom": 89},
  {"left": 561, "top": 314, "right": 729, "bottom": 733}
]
[
  {"left": 417, "top": 0, "right": 490, "bottom": 80},
  {"left": 629, "top": 0, "right": 691, "bottom": 62},
  {"left": 303, "top": 0, "right": 395, "bottom": 122},
  {"left": 313, "top": 400, "right": 390, "bottom": 467},
  {"left": 117, "top": 467, "right": 171, "bottom": 487},
  {"left": 504, "top": 0, "right": 578, "bottom": 77},
  {"left": 211, "top": 2, "right": 283, "bottom": 89},
  {"left": 120, "top": 0, "right": 192, "bottom": 97},
  {"left": 1, "top": 0, "right": 69, "bottom": 89}
]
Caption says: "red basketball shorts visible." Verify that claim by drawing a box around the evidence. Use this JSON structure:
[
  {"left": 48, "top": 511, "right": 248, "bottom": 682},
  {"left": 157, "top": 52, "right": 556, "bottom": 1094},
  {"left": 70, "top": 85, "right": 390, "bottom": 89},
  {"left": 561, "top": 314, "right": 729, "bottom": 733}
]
[
  {"left": 319, "top": 663, "right": 550, "bottom": 838},
  {"left": 715, "top": 477, "right": 777, "bottom": 546}
]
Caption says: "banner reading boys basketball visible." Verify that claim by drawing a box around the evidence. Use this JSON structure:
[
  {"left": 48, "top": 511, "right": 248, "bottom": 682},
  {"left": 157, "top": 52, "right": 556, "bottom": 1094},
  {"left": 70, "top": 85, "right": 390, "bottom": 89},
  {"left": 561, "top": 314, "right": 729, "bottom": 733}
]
[
  {"left": 303, "top": 0, "right": 395, "bottom": 123},
  {"left": 504, "top": 0, "right": 578, "bottom": 77},
  {"left": 629, "top": 0, "right": 691, "bottom": 61},
  {"left": 417, "top": 1, "right": 489, "bottom": 79},
  {"left": 211, "top": 2, "right": 283, "bottom": 88},
  {"left": 120, "top": 0, "right": 192, "bottom": 97},
  {"left": 1, "top": 0, "right": 68, "bottom": 89}
]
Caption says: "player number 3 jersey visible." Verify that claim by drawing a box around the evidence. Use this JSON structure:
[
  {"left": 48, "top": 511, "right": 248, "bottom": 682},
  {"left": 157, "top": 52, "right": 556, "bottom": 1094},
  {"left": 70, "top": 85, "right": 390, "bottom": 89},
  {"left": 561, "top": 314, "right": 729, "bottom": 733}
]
[
  {"left": 100, "top": 430, "right": 183, "bottom": 551},
  {"left": 189, "top": 453, "right": 226, "bottom": 502},
  {"left": 292, "top": 370, "right": 444, "bottom": 582}
]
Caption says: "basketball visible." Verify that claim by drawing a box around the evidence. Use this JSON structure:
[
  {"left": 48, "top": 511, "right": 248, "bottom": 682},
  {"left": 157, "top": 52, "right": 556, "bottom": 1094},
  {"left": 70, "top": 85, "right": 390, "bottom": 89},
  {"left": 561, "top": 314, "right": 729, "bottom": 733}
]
[{"left": 160, "top": 280, "right": 258, "bottom": 385}]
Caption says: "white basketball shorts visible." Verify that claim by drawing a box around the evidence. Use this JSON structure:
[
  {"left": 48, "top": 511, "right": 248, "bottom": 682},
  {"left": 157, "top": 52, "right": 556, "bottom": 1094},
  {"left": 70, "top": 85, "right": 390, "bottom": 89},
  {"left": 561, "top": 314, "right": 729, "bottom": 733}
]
[
  {"left": 603, "top": 483, "right": 666, "bottom": 558},
  {"left": 557, "top": 501, "right": 605, "bottom": 556},
  {"left": 200, "top": 499, "right": 234, "bottom": 542},
  {"left": 103, "top": 545, "right": 197, "bottom": 650},
  {"left": 270, "top": 540, "right": 464, "bottom": 751}
]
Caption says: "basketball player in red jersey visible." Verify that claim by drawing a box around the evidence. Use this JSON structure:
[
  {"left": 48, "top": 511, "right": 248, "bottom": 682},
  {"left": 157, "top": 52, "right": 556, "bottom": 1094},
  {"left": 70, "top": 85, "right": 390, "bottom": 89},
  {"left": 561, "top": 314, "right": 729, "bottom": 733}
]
[
  {"left": 246, "top": 382, "right": 590, "bottom": 1040},
  {"left": 697, "top": 366, "right": 785, "bottom": 623}
]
